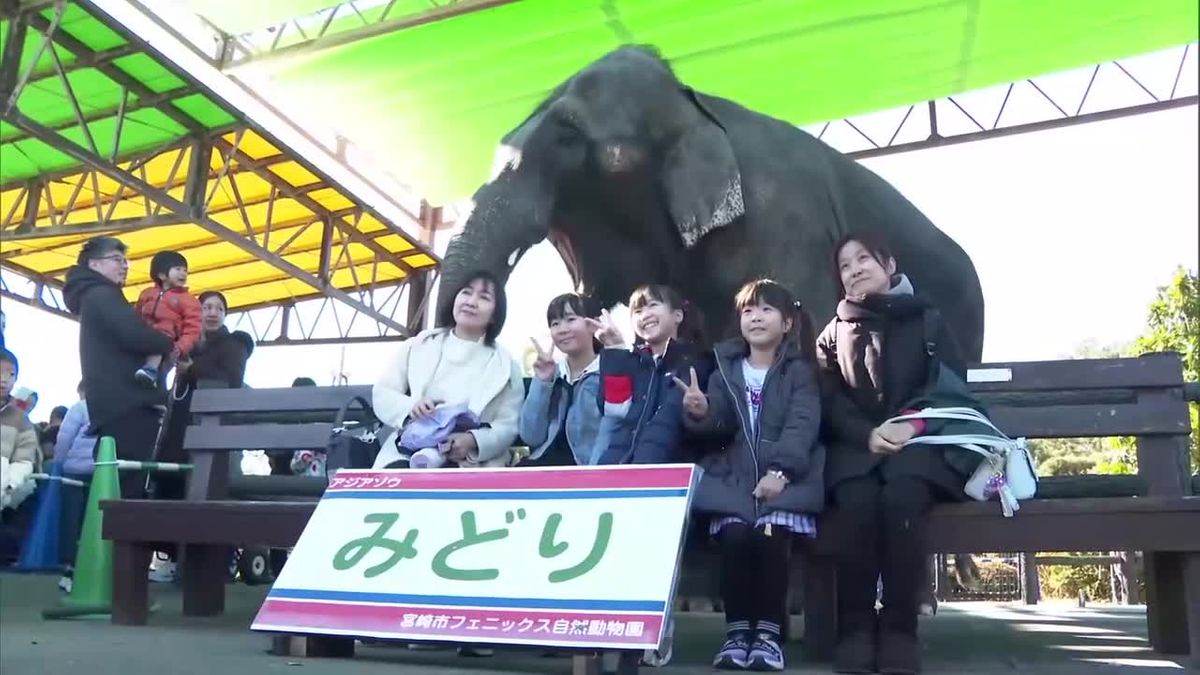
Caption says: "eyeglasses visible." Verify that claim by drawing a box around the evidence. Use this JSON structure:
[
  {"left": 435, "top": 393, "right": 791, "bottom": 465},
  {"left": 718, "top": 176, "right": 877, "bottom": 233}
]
[{"left": 94, "top": 254, "right": 129, "bottom": 266}]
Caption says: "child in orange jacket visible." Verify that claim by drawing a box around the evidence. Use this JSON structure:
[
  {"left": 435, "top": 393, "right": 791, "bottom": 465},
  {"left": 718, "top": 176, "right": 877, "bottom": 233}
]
[{"left": 134, "top": 251, "right": 201, "bottom": 388}]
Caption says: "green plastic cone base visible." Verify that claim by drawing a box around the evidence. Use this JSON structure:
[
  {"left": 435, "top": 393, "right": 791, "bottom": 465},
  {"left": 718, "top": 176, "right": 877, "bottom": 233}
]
[{"left": 43, "top": 436, "right": 120, "bottom": 621}]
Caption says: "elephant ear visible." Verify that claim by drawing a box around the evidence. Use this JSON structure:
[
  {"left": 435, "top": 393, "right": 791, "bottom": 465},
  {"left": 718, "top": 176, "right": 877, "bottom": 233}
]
[
  {"left": 663, "top": 89, "right": 745, "bottom": 248},
  {"left": 489, "top": 81, "right": 571, "bottom": 181}
]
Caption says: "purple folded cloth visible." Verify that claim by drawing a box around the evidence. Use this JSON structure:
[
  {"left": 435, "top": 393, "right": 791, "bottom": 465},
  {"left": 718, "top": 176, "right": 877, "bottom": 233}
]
[{"left": 399, "top": 403, "right": 481, "bottom": 451}]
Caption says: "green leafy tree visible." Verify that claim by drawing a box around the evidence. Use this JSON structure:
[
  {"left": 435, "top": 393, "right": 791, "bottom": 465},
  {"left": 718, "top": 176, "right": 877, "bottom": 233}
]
[
  {"left": 1030, "top": 340, "right": 1135, "bottom": 477},
  {"left": 1033, "top": 270, "right": 1199, "bottom": 476},
  {"left": 1128, "top": 268, "right": 1199, "bottom": 471}
]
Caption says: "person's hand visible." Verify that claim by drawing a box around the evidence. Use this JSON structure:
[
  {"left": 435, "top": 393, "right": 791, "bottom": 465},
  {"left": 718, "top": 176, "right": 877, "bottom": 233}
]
[
  {"left": 530, "top": 337, "right": 557, "bottom": 382},
  {"left": 753, "top": 473, "right": 787, "bottom": 499},
  {"left": 584, "top": 309, "right": 625, "bottom": 348},
  {"left": 868, "top": 426, "right": 902, "bottom": 455},
  {"left": 444, "top": 432, "right": 477, "bottom": 462},
  {"left": 877, "top": 421, "right": 917, "bottom": 446},
  {"left": 410, "top": 398, "right": 441, "bottom": 419},
  {"left": 672, "top": 367, "right": 708, "bottom": 419},
  {"left": 175, "top": 356, "right": 193, "bottom": 374}
]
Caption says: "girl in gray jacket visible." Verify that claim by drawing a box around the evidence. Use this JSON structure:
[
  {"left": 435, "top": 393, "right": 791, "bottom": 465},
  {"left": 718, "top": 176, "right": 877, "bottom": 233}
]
[{"left": 681, "top": 279, "right": 823, "bottom": 672}]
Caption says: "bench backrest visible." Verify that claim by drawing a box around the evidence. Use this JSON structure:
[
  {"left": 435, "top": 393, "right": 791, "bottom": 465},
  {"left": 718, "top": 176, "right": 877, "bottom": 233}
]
[
  {"left": 183, "top": 384, "right": 372, "bottom": 500},
  {"left": 180, "top": 353, "right": 1193, "bottom": 501},
  {"left": 967, "top": 353, "right": 1192, "bottom": 498}
]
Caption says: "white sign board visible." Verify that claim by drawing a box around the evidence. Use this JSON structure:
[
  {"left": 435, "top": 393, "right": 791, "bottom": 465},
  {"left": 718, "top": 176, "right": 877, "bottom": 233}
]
[{"left": 252, "top": 465, "right": 700, "bottom": 650}]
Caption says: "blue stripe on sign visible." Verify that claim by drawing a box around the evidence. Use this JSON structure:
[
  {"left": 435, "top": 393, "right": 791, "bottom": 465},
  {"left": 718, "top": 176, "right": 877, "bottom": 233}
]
[
  {"left": 323, "top": 488, "right": 688, "bottom": 500},
  {"left": 270, "top": 588, "right": 666, "bottom": 612}
]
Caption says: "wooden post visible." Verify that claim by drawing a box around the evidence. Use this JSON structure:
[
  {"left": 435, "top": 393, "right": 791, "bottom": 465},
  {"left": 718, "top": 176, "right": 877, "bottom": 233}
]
[
  {"left": 1137, "top": 429, "right": 1190, "bottom": 653},
  {"left": 270, "top": 635, "right": 355, "bottom": 658},
  {"left": 934, "top": 553, "right": 949, "bottom": 601},
  {"left": 1122, "top": 551, "right": 1141, "bottom": 605},
  {"left": 1022, "top": 552, "right": 1040, "bottom": 605},
  {"left": 111, "top": 541, "right": 153, "bottom": 625},
  {"left": 1184, "top": 553, "right": 1200, "bottom": 667},
  {"left": 1134, "top": 365, "right": 1191, "bottom": 653},
  {"left": 181, "top": 544, "right": 228, "bottom": 617}
]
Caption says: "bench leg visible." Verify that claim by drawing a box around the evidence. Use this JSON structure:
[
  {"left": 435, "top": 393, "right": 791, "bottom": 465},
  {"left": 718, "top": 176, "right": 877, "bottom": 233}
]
[
  {"left": 112, "top": 541, "right": 152, "bottom": 625},
  {"left": 1021, "top": 551, "right": 1040, "bottom": 605},
  {"left": 571, "top": 651, "right": 641, "bottom": 675},
  {"left": 1186, "top": 553, "right": 1200, "bottom": 666},
  {"left": 1145, "top": 551, "right": 1191, "bottom": 655},
  {"left": 181, "top": 544, "right": 227, "bottom": 617},
  {"left": 571, "top": 653, "right": 602, "bottom": 675},
  {"left": 270, "top": 634, "right": 356, "bottom": 658},
  {"left": 802, "top": 553, "right": 837, "bottom": 661}
]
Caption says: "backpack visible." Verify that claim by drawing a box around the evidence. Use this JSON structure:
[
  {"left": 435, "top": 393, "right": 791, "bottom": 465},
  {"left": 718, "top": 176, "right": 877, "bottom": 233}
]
[{"left": 324, "top": 396, "right": 383, "bottom": 476}]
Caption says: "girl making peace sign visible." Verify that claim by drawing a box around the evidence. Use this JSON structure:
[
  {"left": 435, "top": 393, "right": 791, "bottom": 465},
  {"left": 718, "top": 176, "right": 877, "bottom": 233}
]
[
  {"left": 682, "top": 279, "right": 823, "bottom": 672},
  {"left": 518, "top": 293, "right": 616, "bottom": 466}
]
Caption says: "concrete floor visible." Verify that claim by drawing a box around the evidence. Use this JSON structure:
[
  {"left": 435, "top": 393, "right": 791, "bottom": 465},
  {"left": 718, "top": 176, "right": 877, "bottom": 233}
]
[{"left": 0, "top": 573, "right": 1194, "bottom": 674}]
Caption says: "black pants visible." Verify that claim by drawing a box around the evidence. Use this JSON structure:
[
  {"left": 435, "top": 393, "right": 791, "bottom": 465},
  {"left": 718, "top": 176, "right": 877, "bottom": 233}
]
[
  {"left": 95, "top": 407, "right": 163, "bottom": 499},
  {"left": 718, "top": 522, "right": 791, "bottom": 635},
  {"left": 59, "top": 473, "right": 92, "bottom": 567},
  {"left": 831, "top": 474, "right": 946, "bottom": 637}
]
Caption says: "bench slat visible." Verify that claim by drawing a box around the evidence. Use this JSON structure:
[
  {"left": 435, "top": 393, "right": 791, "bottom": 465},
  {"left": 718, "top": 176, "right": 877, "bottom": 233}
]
[
  {"left": 102, "top": 500, "right": 315, "bottom": 548},
  {"left": 968, "top": 354, "right": 1184, "bottom": 392},
  {"left": 920, "top": 497, "right": 1200, "bottom": 552},
  {"left": 988, "top": 399, "right": 1191, "bottom": 438},
  {"left": 189, "top": 385, "right": 373, "bottom": 414},
  {"left": 184, "top": 423, "right": 332, "bottom": 451}
]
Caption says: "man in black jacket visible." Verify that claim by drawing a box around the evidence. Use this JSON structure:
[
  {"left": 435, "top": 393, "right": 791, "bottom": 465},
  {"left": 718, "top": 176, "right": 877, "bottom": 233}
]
[{"left": 63, "top": 236, "right": 173, "bottom": 498}]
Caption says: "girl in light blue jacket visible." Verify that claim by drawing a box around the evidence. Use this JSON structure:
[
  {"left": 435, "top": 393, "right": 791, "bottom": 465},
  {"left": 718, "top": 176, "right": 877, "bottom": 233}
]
[
  {"left": 53, "top": 382, "right": 96, "bottom": 591},
  {"left": 519, "top": 294, "right": 615, "bottom": 466}
]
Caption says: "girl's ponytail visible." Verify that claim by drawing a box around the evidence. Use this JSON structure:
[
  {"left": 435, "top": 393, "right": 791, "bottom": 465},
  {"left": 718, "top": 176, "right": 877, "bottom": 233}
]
[{"left": 791, "top": 300, "right": 817, "bottom": 363}]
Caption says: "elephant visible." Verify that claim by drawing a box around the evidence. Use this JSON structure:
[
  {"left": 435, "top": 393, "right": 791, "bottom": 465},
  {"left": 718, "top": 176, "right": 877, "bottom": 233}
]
[{"left": 439, "top": 46, "right": 985, "bottom": 360}]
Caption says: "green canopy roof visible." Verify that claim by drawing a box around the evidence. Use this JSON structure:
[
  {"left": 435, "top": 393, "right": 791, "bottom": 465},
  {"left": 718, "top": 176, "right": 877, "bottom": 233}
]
[
  {"left": 0, "top": 2, "right": 236, "bottom": 182},
  {"left": 229, "top": 0, "right": 1199, "bottom": 203}
]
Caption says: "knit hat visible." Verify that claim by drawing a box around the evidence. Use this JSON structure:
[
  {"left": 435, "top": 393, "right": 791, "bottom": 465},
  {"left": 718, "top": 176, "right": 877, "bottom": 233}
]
[{"left": 150, "top": 251, "right": 188, "bottom": 284}]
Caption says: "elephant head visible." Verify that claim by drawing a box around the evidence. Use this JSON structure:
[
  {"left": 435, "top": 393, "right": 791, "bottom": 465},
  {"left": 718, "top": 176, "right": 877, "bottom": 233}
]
[{"left": 439, "top": 46, "right": 745, "bottom": 317}]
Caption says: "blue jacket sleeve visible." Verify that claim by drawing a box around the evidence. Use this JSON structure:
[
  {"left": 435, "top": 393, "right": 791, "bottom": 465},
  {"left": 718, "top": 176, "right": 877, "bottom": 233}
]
[
  {"left": 518, "top": 376, "right": 555, "bottom": 454},
  {"left": 628, "top": 379, "right": 683, "bottom": 464},
  {"left": 53, "top": 402, "right": 86, "bottom": 459}
]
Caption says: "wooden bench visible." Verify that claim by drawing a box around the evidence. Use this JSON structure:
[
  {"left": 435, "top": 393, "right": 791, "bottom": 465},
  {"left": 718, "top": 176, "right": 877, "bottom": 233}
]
[
  {"left": 101, "top": 353, "right": 1199, "bottom": 667},
  {"left": 798, "top": 352, "right": 1199, "bottom": 663},
  {"left": 102, "top": 384, "right": 372, "bottom": 625}
]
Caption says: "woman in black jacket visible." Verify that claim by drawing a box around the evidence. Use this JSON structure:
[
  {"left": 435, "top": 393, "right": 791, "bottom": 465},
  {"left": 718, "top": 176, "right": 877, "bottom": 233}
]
[
  {"left": 157, "top": 291, "right": 253, "bottom": 467},
  {"left": 682, "top": 280, "right": 822, "bottom": 673},
  {"left": 818, "top": 235, "right": 978, "bottom": 675}
]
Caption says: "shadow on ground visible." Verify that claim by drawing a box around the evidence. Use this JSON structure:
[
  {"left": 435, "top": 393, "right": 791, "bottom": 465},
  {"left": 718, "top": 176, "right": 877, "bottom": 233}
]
[{"left": 0, "top": 573, "right": 1191, "bottom": 674}]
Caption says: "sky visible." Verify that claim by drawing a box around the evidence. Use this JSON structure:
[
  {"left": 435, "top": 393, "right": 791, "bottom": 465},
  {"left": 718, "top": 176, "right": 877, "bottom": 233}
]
[{"left": 2, "top": 100, "right": 1197, "bottom": 424}]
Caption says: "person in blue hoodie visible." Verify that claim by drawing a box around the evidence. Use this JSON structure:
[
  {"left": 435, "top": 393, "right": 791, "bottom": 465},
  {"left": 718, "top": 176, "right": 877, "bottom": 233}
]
[
  {"left": 592, "top": 284, "right": 714, "bottom": 668},
  {"left": 519, "top": 293, "right": 616, "bottom": 466},
  {"left": 594, "top": 284, "right": 713, "bottom": 467}
]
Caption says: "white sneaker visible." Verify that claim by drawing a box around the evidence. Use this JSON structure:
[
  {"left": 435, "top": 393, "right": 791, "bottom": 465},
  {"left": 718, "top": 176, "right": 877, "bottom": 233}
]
[
  {"left": 58, "top": 575, "right": 73, "bottom": 594},
  {"left": 148, "top": 553, "right": 177, "bottom": 583},
  {"left": 641, "top": 617, "right": 674, "bottom": 667}
]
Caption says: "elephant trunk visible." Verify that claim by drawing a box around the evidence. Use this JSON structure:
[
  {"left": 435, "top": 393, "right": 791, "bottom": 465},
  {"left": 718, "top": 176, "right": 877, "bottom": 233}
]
[{"left": 437, "top": 165, "right": 555, "bottom": 319}]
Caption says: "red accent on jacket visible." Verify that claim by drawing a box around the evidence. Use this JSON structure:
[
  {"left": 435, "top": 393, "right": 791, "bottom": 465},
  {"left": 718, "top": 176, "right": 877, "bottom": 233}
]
[{"left": 135, "top": 285, "right": 202, "bottom": 356}]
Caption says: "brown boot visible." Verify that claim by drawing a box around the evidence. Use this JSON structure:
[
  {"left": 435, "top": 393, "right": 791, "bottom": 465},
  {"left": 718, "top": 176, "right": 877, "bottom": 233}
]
[
  {"left": 877, "top": 631, "right": 920, "bottom": 674},
  {"left": 832, "top": 631, "right": 876, "bottom": 674}
]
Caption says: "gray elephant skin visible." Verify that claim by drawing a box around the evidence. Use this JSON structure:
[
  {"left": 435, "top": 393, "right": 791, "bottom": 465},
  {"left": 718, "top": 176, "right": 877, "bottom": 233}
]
[{"left": 439, "top": 46, "right": 985, "bottom": 360}]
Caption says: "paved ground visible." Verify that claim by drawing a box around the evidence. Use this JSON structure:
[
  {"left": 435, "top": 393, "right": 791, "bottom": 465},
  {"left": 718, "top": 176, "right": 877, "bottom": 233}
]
[{"left": 1, "top": 573, "right": 1194, "bottom": 674}]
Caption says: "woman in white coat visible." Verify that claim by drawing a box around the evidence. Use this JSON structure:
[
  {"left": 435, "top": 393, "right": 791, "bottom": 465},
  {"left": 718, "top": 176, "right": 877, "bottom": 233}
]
[{"left": 372, "top": 270, "right": 524, "bottom": 469}]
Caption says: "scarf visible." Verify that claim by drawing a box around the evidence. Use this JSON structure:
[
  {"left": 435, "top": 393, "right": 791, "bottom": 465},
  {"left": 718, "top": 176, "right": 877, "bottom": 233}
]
[{"left": 833, "top": 274, "right": 928, "bottom": 412}]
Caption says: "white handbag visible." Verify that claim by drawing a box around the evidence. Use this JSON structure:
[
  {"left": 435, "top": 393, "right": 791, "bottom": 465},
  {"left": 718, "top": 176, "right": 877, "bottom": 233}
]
[{"left": 885, "top": 406, "right": 1038, "bottom": 517}]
